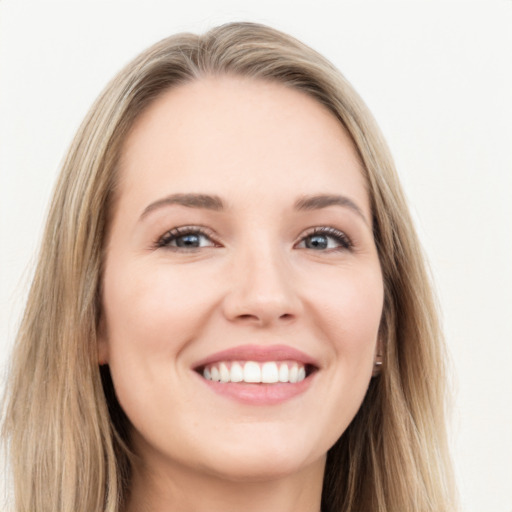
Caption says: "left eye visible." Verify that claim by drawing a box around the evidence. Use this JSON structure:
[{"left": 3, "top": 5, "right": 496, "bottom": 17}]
[
  {"left": 296, "top": 228, "right": 352, "bottom": 251},
  {"left": 157, "top": 228, "right": 216, "bottom": 250}
]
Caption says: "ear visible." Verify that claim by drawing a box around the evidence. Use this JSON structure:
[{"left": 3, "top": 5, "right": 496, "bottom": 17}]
[
  {"left": 97, "top": 314, "right": 110, "bottom": 366},
  {"left": 372, "top": 336, "right": 384, "bottom": 377}
]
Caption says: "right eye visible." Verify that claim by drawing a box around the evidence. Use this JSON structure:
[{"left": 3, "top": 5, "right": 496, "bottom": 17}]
[{"left": 156, "top": 226, "right": 218, "bottom": 251}]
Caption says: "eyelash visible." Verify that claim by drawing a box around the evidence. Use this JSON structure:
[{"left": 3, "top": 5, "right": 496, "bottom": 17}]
[
  {"left": 155, "top": 226, "right": 219, "bottom": 250},
  {"left": 298, "top": 227, "right": 353, "bottom": 251},
  {"left": 154, "top": 226, "right": 353, "bottom": 252}
]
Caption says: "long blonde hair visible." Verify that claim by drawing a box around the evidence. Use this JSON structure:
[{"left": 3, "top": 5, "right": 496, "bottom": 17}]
[{"left": 2, "top": 22, "right": 457, "bottom": 511}]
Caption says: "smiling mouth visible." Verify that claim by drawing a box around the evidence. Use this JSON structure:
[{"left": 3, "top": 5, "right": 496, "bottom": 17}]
[{"left": 196, "top": 360, "right": 317, "bottom": 384}]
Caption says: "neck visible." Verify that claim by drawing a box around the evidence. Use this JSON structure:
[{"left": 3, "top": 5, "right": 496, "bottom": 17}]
[{"left": 125, "top": 453, "right": 325, "bottom": 512}]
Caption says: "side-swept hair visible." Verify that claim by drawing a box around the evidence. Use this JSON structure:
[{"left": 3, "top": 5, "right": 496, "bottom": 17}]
[{"left": 2, "top": 22, "right": 456, "bottom": 512}]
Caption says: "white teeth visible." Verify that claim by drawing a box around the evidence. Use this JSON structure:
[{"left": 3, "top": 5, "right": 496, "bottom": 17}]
[
  {"left": 289, "top": 363, "right": 298, "bottom": 383},
  {"left": 230, "top": 362, "right": 244, "bottom": 382},
  {"left": 219, "top": 362, "right": 230, "bottom": 383},
  {"left": 202, "top": 361, "right": 309, "bottom": 384},
  {"left": 211, "top": 366, "right": 220, "bottom": 382},
  {"left": 278, "top": 363, "right": 289, "bottom": 382},
  {"left": 261, "top": 362, "right": 279, "bottom": 383},
  {"left": 243, "top": 361, "right": 261, "bottom": 383}
]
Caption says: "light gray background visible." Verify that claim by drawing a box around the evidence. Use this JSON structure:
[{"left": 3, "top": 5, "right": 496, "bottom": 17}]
[{"left": 1, "top": 1, "right": 511, "bottom": 510}]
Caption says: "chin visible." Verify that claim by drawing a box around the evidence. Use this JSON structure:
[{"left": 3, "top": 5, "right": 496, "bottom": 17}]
[
  {"left": 205, "top": 453, "right": 320, "bottom": 483},
  {"left": 195, "top": 433, "right": 325, "bottom": 482}
]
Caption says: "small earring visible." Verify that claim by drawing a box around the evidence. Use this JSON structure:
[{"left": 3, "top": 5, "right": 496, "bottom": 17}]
[{"left": 372, "top": 358, "right": 383, "bottom": 376}]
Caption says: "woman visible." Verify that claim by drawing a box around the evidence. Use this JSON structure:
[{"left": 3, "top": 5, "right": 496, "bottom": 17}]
[{"left": 1, "top": 22, "right": 457, "bottom": 512}]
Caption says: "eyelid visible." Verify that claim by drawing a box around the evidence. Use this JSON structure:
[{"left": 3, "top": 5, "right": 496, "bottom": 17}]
[
  {"left": 153, "top": 225, "right": 352, "bottom": 252},
  {"left": 295, "top": 226, "right": 353, "bottom": 251},
  {"left": 154, "top": 225, "right": 221, "bottom": 250}
]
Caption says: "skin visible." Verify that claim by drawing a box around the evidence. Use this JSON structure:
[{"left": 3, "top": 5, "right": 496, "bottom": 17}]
[{"left": 99, "top": 76, "right": 384, "bottom": 512}]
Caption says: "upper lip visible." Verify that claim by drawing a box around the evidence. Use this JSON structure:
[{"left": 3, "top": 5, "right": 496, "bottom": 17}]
[{"left": 192, "top": 344, "right": 320, "bottom": 370}]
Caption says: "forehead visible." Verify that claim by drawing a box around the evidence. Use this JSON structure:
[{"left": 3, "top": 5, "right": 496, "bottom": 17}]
[{"left": 117, "top": 76, "right": 369, "bottom": 216}]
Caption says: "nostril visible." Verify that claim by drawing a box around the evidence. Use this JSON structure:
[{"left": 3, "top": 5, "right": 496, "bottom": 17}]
[
  {"left": 235, "top": 312, "right": 295, "bottom": 324},
  {"left": 238, "top": 314, "right": 259, "bottom": 321}
]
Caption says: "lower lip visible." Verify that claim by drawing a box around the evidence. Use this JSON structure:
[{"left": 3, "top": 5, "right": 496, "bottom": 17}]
[{"left": 196, "top": 373, "right": 315, "bottom": 405}]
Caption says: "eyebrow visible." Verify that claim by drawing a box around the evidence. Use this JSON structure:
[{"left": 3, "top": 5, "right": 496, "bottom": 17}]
[
  {"left": 140, "top": 193, "right": 224, "bottom": 220},
  {"left": 294, "top": 194, "right": 368, "bottom": 224},
  {"left": 140, "top": 192, "right": 367, "bottom": 224}
]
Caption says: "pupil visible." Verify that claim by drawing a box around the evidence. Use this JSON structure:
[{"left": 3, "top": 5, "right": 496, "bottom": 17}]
[
  {"left": 306, "top": 235, "right": 328, "bottom": 249},
  {"left": 176, "top": 234, "right": 200, "bottom": 247}
]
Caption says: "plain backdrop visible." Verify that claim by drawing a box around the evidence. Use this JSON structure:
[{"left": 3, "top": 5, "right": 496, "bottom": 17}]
[{"left": 1, "top": 1, "right": 511, "bottom": 510}]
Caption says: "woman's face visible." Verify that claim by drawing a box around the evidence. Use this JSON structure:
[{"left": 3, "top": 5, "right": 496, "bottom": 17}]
[{"left": 99, "top": 76, "right": 384, "bottom": 481}]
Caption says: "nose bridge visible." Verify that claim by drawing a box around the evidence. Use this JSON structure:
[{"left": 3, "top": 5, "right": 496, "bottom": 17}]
[{"left": 223, "top": 232, "right": 301, "bottom": 325}]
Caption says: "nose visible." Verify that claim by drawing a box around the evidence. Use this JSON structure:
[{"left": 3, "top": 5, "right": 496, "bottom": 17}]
[{"left": 222, "top": 244, "right": 303, "bottom": 327}]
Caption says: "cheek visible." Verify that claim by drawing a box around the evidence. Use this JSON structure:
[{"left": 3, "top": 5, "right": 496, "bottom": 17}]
[
  {"left": 308, "top": 263, "right": 384, "bottom": 351},
  {"left": 291, "top": 265, "right": 383, "bottom": 450},
  {"left": 102, "top": 259, "right": 218, "bottom": 355},
  {"left": 100, "top": 261, "right": 211, "bottom": 430}
]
